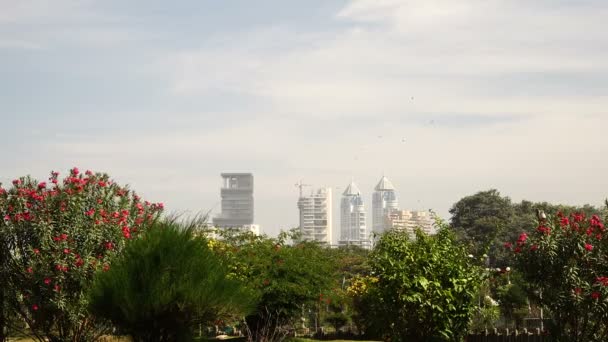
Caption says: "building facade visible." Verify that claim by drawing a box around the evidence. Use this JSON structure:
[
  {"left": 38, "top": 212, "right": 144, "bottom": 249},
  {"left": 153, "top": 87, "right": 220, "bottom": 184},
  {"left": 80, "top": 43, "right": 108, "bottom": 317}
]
[
  {"left": 339, "top": 181, "right": 370, "bottom": 249},
  {"left": 297, "top": 187, "right": 332, "bottom": 244},
  {"left": 385, "top": 209, "right": 434, "bottom": 236},
  {"left": 372, "top": 176, "right": 399, "bottom": 235},
  {"left": 212, "top": 173, "right": 255, "bottom": 229}
]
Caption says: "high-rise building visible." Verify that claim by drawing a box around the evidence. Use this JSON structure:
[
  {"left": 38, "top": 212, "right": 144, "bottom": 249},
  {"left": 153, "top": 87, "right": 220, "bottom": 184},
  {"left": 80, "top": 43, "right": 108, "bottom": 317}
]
[
  {"left": 372, "top": 176, "right": 399, "bottom": 235},
  {"left": 385, "top": 209, "right": 434, "bottom": 236},
  {"left": 339, "top": 181, "right": 370, "bottom": 249},
  {"left": 213, "top": 173, "right": 255, "bottom": 228},
  {"left": 297, "top": 187, "right": 332, "bottom": 244}
]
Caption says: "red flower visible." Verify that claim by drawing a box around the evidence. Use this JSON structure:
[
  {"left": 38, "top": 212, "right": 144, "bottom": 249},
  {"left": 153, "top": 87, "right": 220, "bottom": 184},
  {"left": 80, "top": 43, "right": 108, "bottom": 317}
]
[
  {"left": 32, "top": 304, "right": 39, "bottom": 311},
  {"left": 514, "top": 247, "right": 522, "bottom": 253},
  {"left": 503, "top": 242, "right": 513, "bottom": 249},
  {"left": 71, "top": 167, "right": 79, "bottom": 176},
  {"left": 104, "top": 241, "right": 114, "bottom": 250},
  {"left": 517, "top": 233, "right": 528, "bottom": 244},
  {"left": 33, "top": 248, "right": 40, "bottom": 255},
  {"left": 12, "top": 179, "right": 21, "bottom": 186},
  {"left": 597, "top": 276, "right": 608, "bottom": 286},
  {"left": 85, "top": 170, "right": 93, "bottom": 176},
  {"left": 585, "top": 243, "right": 594, "bottom": 251},
  {"left": 574, "top": 287, "right": 582, "bottom": 295},
  {"left": 591, "top": 292, "right": 601, "bottom": 300},
  {"left": 26, "top": 267, "right": 33, "bottom": 274},
  {"left": 559, "top": 217, "right": 569, "bottom": 227},
  {"left": 85, "top": 209, "right": 95, "bottom": 216},
  {"left": 54, "top": 284, "right": 61, "bottom": 292},
  {"left": 44, "top": 278, "right": 51, "bottom": 285},
  {"left": 63, "top": 248, "right": 70, "bottom": 254},
  {"left": 37, "top": 182, "right": 46, "bottom": 189},
  {"left": 3, "top": 215, "right": 10, "bottom": 221},
  {"left": 75, "top": 258, "right": 84, "bottom": 267},
  {"left": 530, "top": 245, "right": 538, "bottom": 251},
  {"left": 537, "top": 226, "right": 551, "bottom": 235}
]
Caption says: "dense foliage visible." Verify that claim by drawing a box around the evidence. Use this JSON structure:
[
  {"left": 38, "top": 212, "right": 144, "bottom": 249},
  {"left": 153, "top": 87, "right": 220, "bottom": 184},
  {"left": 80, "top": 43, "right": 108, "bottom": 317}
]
[
  {"left": 89, "top": 220, "right": 253, "bottom": 342},
  {"left": 364, "top": 227, "right": 483, "bottom": 341},
  {"left": 450, "top": 189, "right": 602, "bottom": 267},
  {"left": 509, "top": 210, "right": 608, "bottom": 341},
  {"left": 0, "top": 168, "right": 163, "bottom": 341},
  {"left": 208, "top": 229, "right": 336, "bottom": 342}
]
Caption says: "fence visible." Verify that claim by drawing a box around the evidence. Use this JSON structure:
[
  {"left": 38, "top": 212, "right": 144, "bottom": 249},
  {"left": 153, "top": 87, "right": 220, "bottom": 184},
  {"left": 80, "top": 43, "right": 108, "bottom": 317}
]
[{"left": 467, "top": 328, "right": 549, "bottom": 342}]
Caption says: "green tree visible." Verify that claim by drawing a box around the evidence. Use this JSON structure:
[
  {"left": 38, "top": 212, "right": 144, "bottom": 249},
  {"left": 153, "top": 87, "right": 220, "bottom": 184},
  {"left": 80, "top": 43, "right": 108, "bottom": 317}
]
[
  {"left": 88, "top": 220, "right": 253, "bottom": 342},
  {"left": 366, "top": 226, "right": 484, "bottom": 341},
  {"left": 209, "top": 228, "right": 335, "bottom": 342},
  {"left": 509, "top": 210, "right": 608, "bottom": 341},
  {"left": 449, "top": 189, "right": 514, "bottom": 258},
  {"left": 0, "top": 168, "right": 163, "bottom": 341}
]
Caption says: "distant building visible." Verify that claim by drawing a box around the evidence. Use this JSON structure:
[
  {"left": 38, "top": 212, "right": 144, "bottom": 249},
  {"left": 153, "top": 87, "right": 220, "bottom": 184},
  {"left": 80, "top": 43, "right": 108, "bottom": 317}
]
[
  {"left": 339, "top": 181, "right": 371, "bottom": 249},
  {"left": 385, "top": 209, "right": 434, "bottom": 236},
  {"left": 372, "top": 176, "right": 399, "bottom": 235},
  {"left": 213, "top": 173, "right": 257, "bottom": 232},
  {"left": 297, "top": 187, "right": 332, "bottom": 244}
]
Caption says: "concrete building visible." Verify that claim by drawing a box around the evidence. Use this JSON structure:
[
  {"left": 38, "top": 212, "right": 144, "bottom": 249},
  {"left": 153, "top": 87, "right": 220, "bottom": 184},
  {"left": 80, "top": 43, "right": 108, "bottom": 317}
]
[
  {"left": 372, "top": 176, "right": 399, "bottom": 235},
  {"left": 385, "top": 209, "right": 434, "bottom": 236},
  {"left": 339, "top": 181, "right": 370, "bottom": 249},
  {"left": 297, "top": 187, "right": 332, "bottom": 244},
  {"left": 212, "top": 173, "right": 255, "bottom": 229}
]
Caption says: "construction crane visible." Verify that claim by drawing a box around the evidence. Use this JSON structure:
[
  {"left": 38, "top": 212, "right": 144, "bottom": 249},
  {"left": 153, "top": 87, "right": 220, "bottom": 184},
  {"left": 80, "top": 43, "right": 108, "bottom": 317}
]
[{"left": 295, "top": 180, "right": 312, "bottom": 198}]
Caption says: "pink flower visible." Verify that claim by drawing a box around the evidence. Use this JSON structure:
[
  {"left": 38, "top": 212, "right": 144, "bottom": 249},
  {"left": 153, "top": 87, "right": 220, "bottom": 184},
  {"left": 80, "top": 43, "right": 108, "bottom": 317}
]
[
  {"left": 37, "top": 182, "right": 46, "bottom": 189},
  {"left": 585, "top": 243, "right": 594, "bottom": 251},
  {"left": 44, "top": 278, "right": 51, "bottom": 285},
  {"left": 33, "top": 248, "right": 40, "bottom": 255},
  {"left": 71, "top": 167, "right": 79, "bottom": 176},
  {"left": 85, "top": 170, "right": 93, "bottom": 176},
  {"left": 63, "top": 248, "right": 70, "bottom": 254},
  {"left": 12, "top": 179, "right": 21, "bottom": 185}
]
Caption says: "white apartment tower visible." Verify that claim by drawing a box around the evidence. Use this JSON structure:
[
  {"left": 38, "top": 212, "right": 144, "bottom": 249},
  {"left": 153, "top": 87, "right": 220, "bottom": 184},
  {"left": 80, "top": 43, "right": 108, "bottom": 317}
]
[
  {"left": 372, "top": 176, "right": 399, "bottom": 235},
  {"left": 385, "top": 210, "right": 434, "bottom": 236},
  {"left": 339, "top": 181, "right": 370, "bottom": 249},
  {"left": 297, "top": 187, "right": 332, "bottom": 244},
  {"left": 213, "top": 173, "right": 255, "bottom": 228}
]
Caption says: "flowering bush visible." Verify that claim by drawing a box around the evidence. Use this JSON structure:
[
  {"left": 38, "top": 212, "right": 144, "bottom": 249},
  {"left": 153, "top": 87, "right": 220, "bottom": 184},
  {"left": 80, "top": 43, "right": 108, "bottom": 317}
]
[
  {"left": 0, "top": 168, "right": 163, "bottom": 341},
  {"left": 509, "top": 210, "right": 608, "bottom": 341}
]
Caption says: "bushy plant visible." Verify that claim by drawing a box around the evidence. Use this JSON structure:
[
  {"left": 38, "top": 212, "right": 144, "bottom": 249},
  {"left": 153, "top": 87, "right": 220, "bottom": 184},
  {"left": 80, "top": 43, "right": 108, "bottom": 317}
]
[
  {"left": 365, "top": 227, "right": 484, "bottom": 342},
  {"left": 209, "top": 229, "right": 335, "bottom": 342},
  {"left": 88, "top": 220, "right": 254, "bottom": 342},
  {"left": 509, "top": 210, "right": 608, "bottom": 341},
  {"left": 0, "top": 168, "right": 163, "bottom": 341}
]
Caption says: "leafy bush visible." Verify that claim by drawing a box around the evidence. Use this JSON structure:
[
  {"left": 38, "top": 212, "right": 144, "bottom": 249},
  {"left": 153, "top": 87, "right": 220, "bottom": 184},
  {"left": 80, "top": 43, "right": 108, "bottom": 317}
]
[
  {"left": 89, "top": 220, "right": 254, "bottom": 342},
  {"left": 365, "top": 227, "right": 483, "bottom": 341},
  {"left": 0, "top": 168, "right": 162, "bottom": 341},
  {"left": 208, "top": 229, "right": 335, "bottom": 342},
  {"left": 509, "top": 210, "right": 608, "bottom": 341}
]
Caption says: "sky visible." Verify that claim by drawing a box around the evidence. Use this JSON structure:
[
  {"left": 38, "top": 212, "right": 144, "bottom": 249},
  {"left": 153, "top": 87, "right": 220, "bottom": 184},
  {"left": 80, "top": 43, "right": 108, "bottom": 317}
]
[{"left": 1, "top": 0, "right": 607, "bottom": 241}]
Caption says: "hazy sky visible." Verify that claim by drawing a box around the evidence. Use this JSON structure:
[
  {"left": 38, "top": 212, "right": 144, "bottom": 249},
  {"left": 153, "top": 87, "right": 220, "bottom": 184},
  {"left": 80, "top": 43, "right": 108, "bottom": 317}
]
[{"left": 1, "top": 0, "right": 607, "bottom": 240}]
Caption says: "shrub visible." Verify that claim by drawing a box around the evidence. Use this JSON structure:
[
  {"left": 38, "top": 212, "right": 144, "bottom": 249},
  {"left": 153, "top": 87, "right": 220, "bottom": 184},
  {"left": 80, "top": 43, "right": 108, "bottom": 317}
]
[
  {"left": 88, "top": 220, "right": 254, "bottom": 342},
  {"left": 509, "top": 210, "right": 608, "bottom": 341},
  {"left": 0, "top": 168, "right": 162, "bottom": 341},
  {"left": 365, "top": 227, "right": 483, "bottom": 341}
]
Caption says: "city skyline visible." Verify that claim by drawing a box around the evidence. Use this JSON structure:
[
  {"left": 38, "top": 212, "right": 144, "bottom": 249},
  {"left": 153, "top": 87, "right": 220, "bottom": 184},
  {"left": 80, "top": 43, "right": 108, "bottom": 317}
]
[{"left": 2, "top": 0, "right": 607, "bottom": 238}]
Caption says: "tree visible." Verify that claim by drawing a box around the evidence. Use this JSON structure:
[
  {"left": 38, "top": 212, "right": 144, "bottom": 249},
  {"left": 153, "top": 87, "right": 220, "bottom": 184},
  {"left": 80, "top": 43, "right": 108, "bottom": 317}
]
[
  {"left": 365, "top": 226, "right": 484, "bottom": 341},
  {"left": 0, "top": 168, "right": 163, "bottom": 341},
  {"left": 509, "top": 210, "right": 608, "bottom": 341},
  {"left": 209, "top": 229, "right": 336, "bottom": 342},
  {"left": 449, "top": 189, "right": 514, "bottom": 258},
  {"left": 88, "top": 220, "right": 254, "bottom": 342}
]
